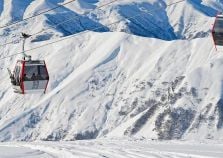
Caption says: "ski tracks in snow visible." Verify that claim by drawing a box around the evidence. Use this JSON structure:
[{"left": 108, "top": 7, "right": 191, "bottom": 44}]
[{"left": 0, "top": 140, "right": 223, "bottom": 158}]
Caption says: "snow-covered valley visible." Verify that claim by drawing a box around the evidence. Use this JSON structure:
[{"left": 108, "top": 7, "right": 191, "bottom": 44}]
[
  {"left": 1, "top": 139, "right": 223, "bottom": 158},
  {"left": 0, "top": 1, "right": 223, "bottom": 157}
]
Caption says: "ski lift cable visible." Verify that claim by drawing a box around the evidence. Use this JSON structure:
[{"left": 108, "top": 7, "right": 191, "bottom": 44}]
[
  {"left": 0, "top": 0, "right": 120, "bottom": 47},
  {"left": 0, "top": 0, "right": 77, "bottom": 30},
  {"left": 0, "top": 0, "right": 186, "bottom": 60}
]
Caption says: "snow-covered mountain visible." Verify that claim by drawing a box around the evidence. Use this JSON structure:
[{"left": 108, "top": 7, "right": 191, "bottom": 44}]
[{"left": 0, "top": 0, "right": 222, "bottom": 141}]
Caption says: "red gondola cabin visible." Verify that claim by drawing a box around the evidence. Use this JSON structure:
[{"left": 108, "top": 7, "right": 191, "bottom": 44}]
[{"left": 10, "top": 59, "right": 49, "bottom": 94}]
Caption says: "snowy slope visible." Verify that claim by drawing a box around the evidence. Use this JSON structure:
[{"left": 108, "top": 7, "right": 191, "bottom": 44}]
[
  {"left": 1, "top": 139, "right": 223, "bottom": 158},
  {"left": 0, "top": 0, "right": 222, "bottom": 141}
]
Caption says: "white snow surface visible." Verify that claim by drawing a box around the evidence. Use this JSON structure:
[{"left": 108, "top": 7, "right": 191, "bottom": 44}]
[
  {"left": 0, "top": 139, "right": 223, "bottom": 158},
  {"left": 0, "top": 0, "right": 222, "bottom": 142}
]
